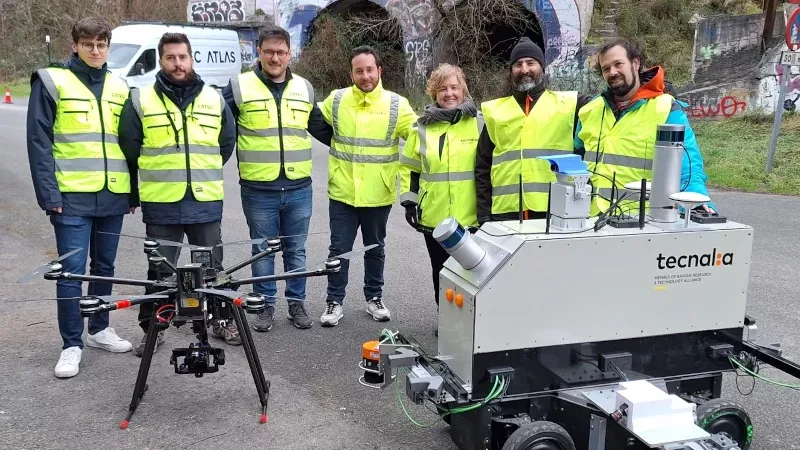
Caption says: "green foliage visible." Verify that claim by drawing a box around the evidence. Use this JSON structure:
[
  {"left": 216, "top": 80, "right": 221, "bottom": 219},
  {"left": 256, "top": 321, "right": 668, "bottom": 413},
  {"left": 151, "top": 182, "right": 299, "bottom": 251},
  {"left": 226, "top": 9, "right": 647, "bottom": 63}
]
[
  {"left": 594, "top": 0, "right": 764, "bottom": 86},
  {"left": 693, "top": 113, "right": 800, "bottom": 195}
]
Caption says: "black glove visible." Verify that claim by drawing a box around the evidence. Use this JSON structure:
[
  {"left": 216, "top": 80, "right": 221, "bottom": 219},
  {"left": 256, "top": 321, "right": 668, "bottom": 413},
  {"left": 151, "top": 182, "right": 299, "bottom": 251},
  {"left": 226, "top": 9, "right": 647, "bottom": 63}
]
[
  {"left": 467, "top": 226, "right": 479, "bottom": 234},
  {"left": 404, "top": 204, "right": 418, "bottom": 229}
]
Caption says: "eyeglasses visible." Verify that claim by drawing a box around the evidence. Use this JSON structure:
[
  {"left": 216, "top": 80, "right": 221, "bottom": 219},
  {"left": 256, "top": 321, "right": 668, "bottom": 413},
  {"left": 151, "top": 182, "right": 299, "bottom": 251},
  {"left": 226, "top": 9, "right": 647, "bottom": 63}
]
[
  {"left": 260, "top": 49, "right": 289, "bottom": 59},
  {"left": 79, "top": 42, "right": 109, "bottom": 53}
]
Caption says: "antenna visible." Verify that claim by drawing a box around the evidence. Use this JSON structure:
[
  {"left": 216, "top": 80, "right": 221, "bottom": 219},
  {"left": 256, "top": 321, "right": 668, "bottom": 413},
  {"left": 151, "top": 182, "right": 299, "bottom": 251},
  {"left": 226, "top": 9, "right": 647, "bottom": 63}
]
[
  {"left": 638, "top": 178, "right": 646, "bottom": 229},
  {"left": 545, "top": 182, "right": 552, "bottom": 234}
]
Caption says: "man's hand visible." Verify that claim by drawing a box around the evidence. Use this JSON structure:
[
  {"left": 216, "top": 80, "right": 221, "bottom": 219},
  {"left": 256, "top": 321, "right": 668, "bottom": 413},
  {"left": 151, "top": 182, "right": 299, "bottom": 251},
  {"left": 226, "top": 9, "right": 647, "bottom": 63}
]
[
  {"left": 404, "top": 204, "right": 418, "bottom": 229},
  {"left": 701, "top": 204, "right": 716, "bottom": 214},
  {"left": 50, "top": 207, "right": 62, "bottom": 214}
]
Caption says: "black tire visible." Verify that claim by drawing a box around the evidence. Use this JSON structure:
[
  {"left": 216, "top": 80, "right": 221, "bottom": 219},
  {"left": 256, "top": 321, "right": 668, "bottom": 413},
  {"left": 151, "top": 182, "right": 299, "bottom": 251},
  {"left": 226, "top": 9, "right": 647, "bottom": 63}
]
[
  {"left": 501, "top": 421, "right": 576, "bottom": 450},
  {"left": 696, "top": 398, "right": 753, "bottom": 450}
]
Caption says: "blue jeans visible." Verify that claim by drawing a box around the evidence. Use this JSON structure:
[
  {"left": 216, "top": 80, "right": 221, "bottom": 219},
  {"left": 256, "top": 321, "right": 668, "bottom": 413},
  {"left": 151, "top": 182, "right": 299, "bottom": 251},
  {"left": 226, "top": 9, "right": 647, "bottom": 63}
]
[
  {"left": 326, "top": 199, "right": 392, "bottom": 305},
  {"left": 49, "top": 214, "right": 125, "bottom": 350},
  {"left": 241, "top": 185, "right": 312, "bottom": 305}
]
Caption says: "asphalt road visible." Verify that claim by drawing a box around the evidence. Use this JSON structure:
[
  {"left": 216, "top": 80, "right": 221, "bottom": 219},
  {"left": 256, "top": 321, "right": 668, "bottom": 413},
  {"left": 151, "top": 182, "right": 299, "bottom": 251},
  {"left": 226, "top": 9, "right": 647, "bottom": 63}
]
[{"left": 0, "top": 100, "right": 798, "bottom": 450}]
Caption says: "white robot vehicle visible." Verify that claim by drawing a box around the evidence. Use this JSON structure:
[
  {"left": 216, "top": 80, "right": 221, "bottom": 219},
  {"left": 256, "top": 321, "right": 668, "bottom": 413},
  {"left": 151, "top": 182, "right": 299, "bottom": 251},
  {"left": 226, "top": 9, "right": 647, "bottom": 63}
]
[{"left": 358, "top": 124, "right": 800, "bottom": 450}]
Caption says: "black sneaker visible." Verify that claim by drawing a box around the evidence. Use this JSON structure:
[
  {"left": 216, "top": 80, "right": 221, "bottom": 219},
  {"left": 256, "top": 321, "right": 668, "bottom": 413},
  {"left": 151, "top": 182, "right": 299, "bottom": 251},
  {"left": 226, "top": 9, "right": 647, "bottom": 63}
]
[
  {"left": 252, "top": 305, "right": 276, "bottom": 332},
  {"left": 287, "top": 302, "right": 313, "bottom": 329}
]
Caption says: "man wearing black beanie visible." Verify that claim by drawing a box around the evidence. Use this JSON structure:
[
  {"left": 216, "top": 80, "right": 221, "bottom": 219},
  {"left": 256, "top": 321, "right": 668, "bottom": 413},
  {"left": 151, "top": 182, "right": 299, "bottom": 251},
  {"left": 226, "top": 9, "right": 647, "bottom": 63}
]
[{"left": 475, "top": 37, "right": 591, "bottom": 224}]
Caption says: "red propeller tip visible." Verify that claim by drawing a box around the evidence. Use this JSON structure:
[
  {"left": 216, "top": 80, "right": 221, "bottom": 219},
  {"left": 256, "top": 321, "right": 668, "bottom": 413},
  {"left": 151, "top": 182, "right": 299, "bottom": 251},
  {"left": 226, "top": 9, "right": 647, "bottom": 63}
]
[
  {"left": 120, "top": 419, "right": 129, "bottom": 429},
  {"left": 260, "top": 414, "right": 268, "bottom": 424}
]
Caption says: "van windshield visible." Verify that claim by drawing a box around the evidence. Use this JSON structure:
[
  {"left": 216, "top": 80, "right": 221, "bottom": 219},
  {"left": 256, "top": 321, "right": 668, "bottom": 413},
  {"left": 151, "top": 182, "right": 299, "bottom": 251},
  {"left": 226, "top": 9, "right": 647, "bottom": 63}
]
[{"left": 107, "top": 43, "right": 141, "bottom": 69}]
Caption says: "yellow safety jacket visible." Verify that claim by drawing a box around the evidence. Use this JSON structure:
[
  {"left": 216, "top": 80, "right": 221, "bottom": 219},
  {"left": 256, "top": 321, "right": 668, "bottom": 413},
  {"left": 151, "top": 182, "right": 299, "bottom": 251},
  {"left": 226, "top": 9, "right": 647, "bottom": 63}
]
[
  {"left": 36, "top": 67, "right": 130, "bottom": 194},
  {"left": 130, "top": 84, "right": 225, "bottom": 203},
  {"left": 578, "top": 94, "right": 674, "bottom": 216},
  {"left": 320, "top": 81, "right": 417, "bottom": 207},
  {"left": 399, "top": 113, "right": 483, "bottom": 229},
  {"left": 230, "top": 71, "right": 314, "bottom": 181},
  {"left": 481, "top": 91, "right": 577, "bottom": 214}
]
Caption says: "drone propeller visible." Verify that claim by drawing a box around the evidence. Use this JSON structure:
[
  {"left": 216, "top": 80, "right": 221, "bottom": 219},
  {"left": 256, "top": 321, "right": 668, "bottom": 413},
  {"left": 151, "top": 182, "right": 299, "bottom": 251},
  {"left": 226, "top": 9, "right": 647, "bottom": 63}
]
[
  {"left": 286, "top": 244, "right": 379, "bottom": 274},
  {"left": 16, "top": 247, "right": 83, "bottom": 283},
  {"left": 214, "top": 231, "right": 328, "bottom": 248},
  {"left": 98, "top": 231, "right": 203, "bottom": 249},
  {"left": 8, "top": 294, "right": 170, "bottom": 303}
]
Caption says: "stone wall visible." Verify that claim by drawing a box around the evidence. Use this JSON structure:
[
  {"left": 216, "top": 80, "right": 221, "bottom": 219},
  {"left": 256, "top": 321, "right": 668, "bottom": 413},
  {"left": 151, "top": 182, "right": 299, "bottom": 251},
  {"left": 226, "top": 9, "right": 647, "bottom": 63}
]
[{"left": 679, "top": 4, "right": 800, "bottom": 118}]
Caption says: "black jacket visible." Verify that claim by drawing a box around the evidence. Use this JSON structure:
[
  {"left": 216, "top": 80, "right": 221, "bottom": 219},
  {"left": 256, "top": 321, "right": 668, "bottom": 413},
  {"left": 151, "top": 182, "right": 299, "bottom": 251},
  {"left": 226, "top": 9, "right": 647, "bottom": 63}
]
[
  {"left": 26, "top": 54, "right": 131, "bottom": 217},
  {"left": 119, "top": 71, "right": 236, "bottom": 225},
  {"left": 221, "top": 64, "right": 333, "bottom": 192},
  {"left": 475, "top": 86, "right": 592, "bottom": 224}
]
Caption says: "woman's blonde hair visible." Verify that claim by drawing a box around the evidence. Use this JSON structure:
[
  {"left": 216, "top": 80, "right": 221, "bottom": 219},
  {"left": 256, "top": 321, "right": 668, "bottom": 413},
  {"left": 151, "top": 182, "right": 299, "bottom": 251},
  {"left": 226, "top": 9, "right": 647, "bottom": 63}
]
[{"left": 425, "top": 63, "right": 470, "bottom": 101}]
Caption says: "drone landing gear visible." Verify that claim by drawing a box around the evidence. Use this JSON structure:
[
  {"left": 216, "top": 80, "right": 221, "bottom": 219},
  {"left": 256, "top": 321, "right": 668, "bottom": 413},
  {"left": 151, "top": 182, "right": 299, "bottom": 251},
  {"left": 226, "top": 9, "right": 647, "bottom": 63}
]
[{"left": 119, "top": 303, "right": 270, "bottom": 429}]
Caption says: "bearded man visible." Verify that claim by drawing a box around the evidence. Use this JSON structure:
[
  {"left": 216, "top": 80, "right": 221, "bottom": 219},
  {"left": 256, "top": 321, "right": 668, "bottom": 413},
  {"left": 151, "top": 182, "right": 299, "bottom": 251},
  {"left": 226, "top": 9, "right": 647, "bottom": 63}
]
[{"left": 476, "top": 37, "right": 591, "bottom": 224}]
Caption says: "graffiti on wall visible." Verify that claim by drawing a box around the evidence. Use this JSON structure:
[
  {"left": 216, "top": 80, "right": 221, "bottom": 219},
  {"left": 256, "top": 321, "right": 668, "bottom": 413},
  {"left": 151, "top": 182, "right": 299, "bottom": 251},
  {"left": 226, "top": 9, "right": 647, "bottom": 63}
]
[
  {"left": 688, "top": 94, "right": 749, "bottom": 119},
  {"left": 188, "top": 0, "right": 246, "bottom": 22},
  {"left": 530, "top": 0, "right": 582, "bottom": 67}
]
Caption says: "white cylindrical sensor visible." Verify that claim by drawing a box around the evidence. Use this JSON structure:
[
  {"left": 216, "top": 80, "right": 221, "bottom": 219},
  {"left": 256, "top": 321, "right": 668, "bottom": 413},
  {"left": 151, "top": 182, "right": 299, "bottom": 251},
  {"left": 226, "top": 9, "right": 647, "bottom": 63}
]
[
  {"left": 433, "top": 217, "right": 486, "bottom": 270},
  {"left": 650, "top": 124, "right": 685, "bottom": 223}
]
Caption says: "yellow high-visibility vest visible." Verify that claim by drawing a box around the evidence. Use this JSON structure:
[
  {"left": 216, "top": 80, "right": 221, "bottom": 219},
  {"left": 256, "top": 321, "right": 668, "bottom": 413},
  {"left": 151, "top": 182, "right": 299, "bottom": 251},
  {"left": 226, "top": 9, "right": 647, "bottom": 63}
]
[
  {"left": 481, "top": 91, "right": 577, "bottom": 214},
  {"left": 230, "top": 71, "right": 314, "bottom": 181},
  {"left": 578, "top": 94, "right": 674, "bottom": 216},
  {"left": 321, "top": 82, "right": 417, "bottom": 207},
  {"left": 37, "top": 67, "right": 130, "bottom": 194},
  {"left": 130, "top": 84, "right": 225, "bottom": 203},
  {"left": 398, "top": 113, "right": 483, "bottom": 229}
]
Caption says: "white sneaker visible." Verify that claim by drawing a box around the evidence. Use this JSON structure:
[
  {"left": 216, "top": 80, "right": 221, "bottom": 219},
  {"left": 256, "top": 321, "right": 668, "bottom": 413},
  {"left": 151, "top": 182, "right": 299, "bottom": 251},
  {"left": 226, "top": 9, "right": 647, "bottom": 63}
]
[
  {"left": 320, "top": 303, "right": 343, "bottom": 327},
  {"left": 366, "top": 297, "right": 390, "bottom": 322},
  {"left": 87, "top": 327, "right": 133, "bottom": 353},
  {"left": 55, "top": 347, "right": 82, "bottom": 378}
]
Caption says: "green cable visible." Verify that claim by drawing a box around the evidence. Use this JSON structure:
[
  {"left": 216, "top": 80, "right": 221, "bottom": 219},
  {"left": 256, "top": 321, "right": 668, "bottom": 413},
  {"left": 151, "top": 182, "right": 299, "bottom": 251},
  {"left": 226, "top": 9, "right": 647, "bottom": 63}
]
[
  {"left": 378, "top": 329, "right": 509, "bottom": 426},
  {"left": 729, "top": 356, "right": 800, "bottom": 390}
]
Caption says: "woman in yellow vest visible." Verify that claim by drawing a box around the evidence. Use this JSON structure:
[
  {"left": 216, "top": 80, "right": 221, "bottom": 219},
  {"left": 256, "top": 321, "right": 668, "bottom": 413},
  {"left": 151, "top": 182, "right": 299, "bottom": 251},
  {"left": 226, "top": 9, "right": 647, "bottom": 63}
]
[{"left": 399, "top": 63, "right": 482, "bottom": 312}]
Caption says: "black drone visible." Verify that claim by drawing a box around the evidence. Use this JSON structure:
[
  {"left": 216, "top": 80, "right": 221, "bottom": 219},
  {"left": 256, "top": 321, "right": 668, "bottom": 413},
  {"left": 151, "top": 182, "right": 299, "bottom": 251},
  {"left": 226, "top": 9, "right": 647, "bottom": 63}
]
[{"left": 16, "top": 232, "right": 376, "bottom": 429}]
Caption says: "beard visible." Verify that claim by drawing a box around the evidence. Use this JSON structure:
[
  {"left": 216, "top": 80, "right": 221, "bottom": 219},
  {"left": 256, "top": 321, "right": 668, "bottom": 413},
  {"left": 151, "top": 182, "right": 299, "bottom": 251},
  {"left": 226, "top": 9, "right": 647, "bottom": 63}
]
[
  {"left": 511, "top": 72, "right": 545, "bottom": 93},
  {"left": 607, "top": 68, "right": 637, "bottom": 97}
]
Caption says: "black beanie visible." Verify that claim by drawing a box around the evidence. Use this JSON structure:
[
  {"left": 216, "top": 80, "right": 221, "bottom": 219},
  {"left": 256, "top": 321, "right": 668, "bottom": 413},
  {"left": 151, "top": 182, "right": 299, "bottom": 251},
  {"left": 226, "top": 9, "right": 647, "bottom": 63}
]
[{"left": 509, "top": 37, "right": 545, "bottom": 68}]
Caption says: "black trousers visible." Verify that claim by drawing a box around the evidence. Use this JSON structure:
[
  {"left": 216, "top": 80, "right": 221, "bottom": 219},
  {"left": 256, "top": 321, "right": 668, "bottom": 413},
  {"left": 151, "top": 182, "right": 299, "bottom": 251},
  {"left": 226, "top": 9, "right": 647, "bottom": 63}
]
[
  {"left": 423, "top": 232, "right": 450, "bottom": 306},
  {"left": 138, "top": 221, "right": 231, "bottom": 332}
]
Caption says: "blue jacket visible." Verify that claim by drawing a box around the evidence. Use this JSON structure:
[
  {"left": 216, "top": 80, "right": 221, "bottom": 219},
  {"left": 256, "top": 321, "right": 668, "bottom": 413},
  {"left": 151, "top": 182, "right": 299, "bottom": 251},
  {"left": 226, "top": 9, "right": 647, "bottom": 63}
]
[
  {"left": 118, "top": 71, "right": 236, "bottom": 225},
  {"left": 574, "top": 72, "right": 716, "bottom": 213},
  {"left": 26, "top": 54, "right": 131, "bottom": 217}
]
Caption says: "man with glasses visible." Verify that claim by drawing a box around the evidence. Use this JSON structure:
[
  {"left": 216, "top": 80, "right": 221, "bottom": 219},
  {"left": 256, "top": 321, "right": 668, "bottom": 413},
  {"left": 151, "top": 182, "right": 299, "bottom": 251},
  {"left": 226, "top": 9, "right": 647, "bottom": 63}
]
[
  {"left": 118, "top": 32, "right": 239, "bottom": 354},
  {"left": 26, "top": 17, "right": 134, "bottom": 378},
  {"left": 222, "top": 25, "right": 332, "bottom": 332}
]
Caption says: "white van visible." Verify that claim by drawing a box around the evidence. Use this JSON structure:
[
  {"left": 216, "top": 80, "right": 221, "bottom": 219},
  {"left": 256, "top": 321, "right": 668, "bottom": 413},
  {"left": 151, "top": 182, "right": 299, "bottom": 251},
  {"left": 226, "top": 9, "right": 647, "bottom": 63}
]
[{"left": 106, "top": 22, "right": 242, "bottom": 89}]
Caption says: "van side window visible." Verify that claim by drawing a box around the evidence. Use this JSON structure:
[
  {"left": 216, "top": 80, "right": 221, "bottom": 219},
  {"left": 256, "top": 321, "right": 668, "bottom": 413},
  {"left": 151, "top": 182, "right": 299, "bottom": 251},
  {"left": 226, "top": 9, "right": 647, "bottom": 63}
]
[{"left": 128, "top": 49, "right": 157, "bottom": 76}]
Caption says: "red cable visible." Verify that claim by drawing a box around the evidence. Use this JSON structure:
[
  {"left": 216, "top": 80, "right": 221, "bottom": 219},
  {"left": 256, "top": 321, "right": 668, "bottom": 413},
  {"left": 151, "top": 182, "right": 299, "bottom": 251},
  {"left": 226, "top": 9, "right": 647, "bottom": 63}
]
[{"left": 155, "top": 303, "right": 176, "bottom": 323}]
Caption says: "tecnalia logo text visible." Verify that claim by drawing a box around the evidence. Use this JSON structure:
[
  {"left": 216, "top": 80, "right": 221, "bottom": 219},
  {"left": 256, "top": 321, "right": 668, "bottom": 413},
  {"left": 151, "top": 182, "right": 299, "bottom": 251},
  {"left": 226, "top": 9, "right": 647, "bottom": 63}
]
[{"left": 657, "top": 248, "right": 734, "bottom": 270}]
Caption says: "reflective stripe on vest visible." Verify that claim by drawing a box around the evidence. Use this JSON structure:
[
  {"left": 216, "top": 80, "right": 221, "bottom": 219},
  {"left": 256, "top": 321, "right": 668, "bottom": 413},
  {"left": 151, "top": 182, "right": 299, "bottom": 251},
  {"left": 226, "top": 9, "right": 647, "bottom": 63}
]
[
  {"left": 327, "top": 85, "right": 405, "bottom": 207},
  {"left": 409, "top": 113, "right": 482, "bottom": 228},
  {"left": 232, "top": 71, "right": 314, "bottom": 181},
  {"left": 578, "top": 94, "right": 674, "bottom": 216},
  {"left": 481, "top": 91, "right": 577, "bottom": 214},
  {"left": 38, "top": 67, "right": 130, "bottom": 194},
  {"left": 131, "top": 85, "right": 224, "bottom": 203}
]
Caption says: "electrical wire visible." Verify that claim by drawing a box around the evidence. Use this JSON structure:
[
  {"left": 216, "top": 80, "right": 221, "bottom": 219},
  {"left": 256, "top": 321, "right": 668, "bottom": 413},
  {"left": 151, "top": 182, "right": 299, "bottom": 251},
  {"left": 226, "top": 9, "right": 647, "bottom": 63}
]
[
  {"left": 727, "top": 353, "right": 800, "bottom": 390},
  {"left": 379, "top": 329, "right": 510, "bottom": 428}
]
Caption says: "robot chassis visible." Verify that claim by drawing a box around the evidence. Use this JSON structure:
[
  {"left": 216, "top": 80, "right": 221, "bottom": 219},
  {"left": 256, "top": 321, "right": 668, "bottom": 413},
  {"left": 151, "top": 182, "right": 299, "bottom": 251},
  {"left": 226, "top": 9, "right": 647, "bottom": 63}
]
[
  {"left": 359, "top": 124, "right": 800, "bottom": 450},
  {"left": 30, "top": 235, "right": 348, "bottom": 429}
]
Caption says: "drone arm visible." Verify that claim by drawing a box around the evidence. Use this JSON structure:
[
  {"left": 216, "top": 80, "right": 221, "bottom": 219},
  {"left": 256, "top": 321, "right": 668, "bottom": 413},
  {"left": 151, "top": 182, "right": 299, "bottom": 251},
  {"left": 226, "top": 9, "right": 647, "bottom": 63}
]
[
  {"left": 44, "top": 272, "right": 158, "bottom": 287},
  {"left": 230, "top": 266, "right": 337, "bottom": 288},
  {"left": 97, "top": 294, "right": 175, "bottom": 313},
  {"left": 223, "top": 246, "right": 280, "bottom": 276}
]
